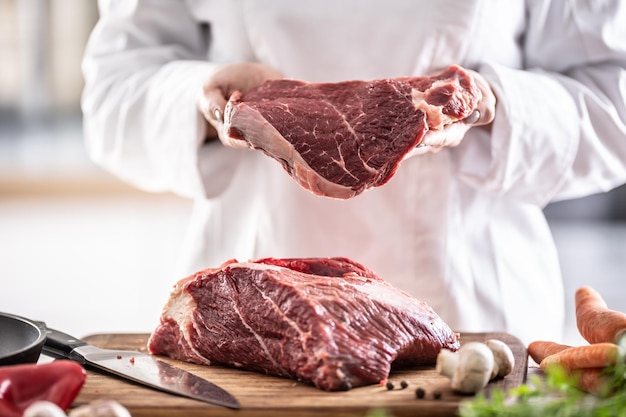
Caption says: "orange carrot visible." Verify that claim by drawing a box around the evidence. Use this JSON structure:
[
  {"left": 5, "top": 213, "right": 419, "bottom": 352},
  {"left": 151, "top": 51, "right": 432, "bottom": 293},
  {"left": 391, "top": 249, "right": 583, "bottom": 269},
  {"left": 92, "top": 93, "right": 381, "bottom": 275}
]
[
  {"left": 576, "top": 286, "right": 626, "bottom": 344},
  {"left": 574, "top": 367, "right": 613, "bottom": 397},
  {"left": 527, "top": 340, "right": 572, "bottom": 364},
  {"left": 539, "top": 342, "right": 619, "bottom": 371}
]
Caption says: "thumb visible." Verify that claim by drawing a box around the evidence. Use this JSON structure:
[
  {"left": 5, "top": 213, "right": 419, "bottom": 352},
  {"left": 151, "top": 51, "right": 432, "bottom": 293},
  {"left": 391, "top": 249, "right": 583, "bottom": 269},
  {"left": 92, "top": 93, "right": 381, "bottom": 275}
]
[
  {"left": 466, "top": 70, "right": 495, "bottom": 126},
  {"left": 198, "top": 87, "right": 228, "bottom": 128}
]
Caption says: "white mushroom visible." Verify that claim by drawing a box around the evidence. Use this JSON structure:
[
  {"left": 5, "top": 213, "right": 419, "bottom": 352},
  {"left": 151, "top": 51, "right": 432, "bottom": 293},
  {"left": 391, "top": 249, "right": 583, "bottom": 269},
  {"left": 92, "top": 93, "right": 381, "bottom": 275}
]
[
  {"left": 450, "top": 342, "right": 495, "bottom": 394},
  {"left": 68, "top": 400, "right": 131, "bottom": 417},
  {"left": 435, "top": 348, "right": 458, "bottom": 378},
  {"left": 485, "top": 339, "right": 515, "bottom": 378},
  {"left": 23, "top": 401, "right": 67, "bottom": 417}
]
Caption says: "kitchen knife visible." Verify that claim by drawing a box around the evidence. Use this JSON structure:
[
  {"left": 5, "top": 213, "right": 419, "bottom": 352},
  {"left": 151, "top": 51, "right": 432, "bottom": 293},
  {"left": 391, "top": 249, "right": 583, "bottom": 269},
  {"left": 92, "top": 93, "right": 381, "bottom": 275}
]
[{"left": 42, "top": 327, "right": 240, "bottom": 409}]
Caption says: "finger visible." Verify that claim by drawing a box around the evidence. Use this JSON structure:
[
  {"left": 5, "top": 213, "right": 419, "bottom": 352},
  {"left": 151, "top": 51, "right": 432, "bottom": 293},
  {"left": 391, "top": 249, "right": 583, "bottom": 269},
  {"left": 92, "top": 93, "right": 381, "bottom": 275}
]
[
  {"left": 198, "top": 88, "right": 227, "bottom": 127},
  {"left": 214, "top": 108, "right": 223, "bottom": 124},
  {"left": 463, "top": 110, "right": 480, "bottom": 125},
  {"left": 468, "top": 71, "right": 496, "bottom": 126},
  {"left": 421, "top": 122, "right": 470, "bottom": 148},
  {"left": 405, "top": 144, "right": 433, "bottom": 158}
]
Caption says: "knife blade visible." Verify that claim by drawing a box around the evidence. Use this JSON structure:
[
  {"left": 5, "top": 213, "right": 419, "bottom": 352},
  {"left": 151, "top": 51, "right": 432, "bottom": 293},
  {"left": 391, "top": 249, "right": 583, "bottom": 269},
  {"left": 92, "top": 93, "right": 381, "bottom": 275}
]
[{"left": 42, "top": 327, "right": 240, "bottom": 409}]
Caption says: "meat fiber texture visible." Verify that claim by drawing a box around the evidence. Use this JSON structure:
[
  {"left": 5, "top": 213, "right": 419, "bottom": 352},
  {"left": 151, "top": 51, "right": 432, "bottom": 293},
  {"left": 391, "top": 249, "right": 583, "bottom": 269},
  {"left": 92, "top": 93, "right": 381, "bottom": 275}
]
[
  {"left": 223, "top": 64, "right": 481, "bottom": 199},
  {"left": 148, "top": 257, "right": 460, "bottom": 391}
]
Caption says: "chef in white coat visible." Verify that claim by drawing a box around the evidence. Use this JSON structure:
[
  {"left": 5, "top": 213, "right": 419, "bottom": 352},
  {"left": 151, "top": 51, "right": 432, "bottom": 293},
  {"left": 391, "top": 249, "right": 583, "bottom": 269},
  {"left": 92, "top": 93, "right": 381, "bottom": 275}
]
[{"left": 82, "top": 1, "right": 626, "bottom": 344}]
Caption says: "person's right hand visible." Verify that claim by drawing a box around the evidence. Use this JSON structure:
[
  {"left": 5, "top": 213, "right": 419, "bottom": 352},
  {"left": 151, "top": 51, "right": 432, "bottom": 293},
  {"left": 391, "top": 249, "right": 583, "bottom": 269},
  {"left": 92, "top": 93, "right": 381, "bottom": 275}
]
[
  {"left": 198, "top": 62, "right": 283, "bottom": 142},
  {"left": 408, "top": 69, "right": 496, "bottom": 156}
]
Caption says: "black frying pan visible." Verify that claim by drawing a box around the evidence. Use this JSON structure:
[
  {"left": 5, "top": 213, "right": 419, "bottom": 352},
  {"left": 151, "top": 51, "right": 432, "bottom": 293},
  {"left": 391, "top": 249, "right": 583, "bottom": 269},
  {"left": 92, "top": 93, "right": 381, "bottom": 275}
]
[{"left": 0, "top": 312, "right": 47, "bottom": 365}]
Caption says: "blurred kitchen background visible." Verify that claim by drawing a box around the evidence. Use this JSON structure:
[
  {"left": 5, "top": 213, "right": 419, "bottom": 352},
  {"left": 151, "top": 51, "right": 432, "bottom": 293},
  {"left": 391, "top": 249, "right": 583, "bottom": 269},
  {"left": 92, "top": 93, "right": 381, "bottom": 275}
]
[{"left": 1, "top": 0, "right": 625, "bottom": 346}]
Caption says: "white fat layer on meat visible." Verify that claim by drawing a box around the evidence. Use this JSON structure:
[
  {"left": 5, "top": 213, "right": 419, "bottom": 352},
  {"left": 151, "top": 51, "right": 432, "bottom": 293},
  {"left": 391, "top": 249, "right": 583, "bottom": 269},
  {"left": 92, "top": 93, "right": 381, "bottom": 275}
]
[
  {"left": 225, "top": 104, "right": 357, "bottom": 198},
  {"left": 229, "top": 261, "right": 284, "bottom": 271},
  {"left": 221, "top": 95, "right": 252, "bottom": 149},
  {"left": 163, "top": 281, "right": 211, "bottom": 365}
]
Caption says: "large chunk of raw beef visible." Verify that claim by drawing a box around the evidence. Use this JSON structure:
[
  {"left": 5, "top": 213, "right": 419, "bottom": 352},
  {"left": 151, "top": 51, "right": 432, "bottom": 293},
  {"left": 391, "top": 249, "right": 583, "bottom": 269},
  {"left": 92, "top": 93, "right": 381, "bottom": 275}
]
[
  {"left": 148, "top": 257, "right": 460, "bottom": 391},
  {"left": 223, "top": 65, "right": 481, "bottom": 199}
]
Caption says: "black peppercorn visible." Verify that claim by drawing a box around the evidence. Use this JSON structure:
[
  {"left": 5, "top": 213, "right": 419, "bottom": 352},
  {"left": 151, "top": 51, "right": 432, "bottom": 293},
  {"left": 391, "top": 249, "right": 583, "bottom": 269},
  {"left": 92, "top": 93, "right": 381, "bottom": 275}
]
[
  {"left": 386, "top": 381, "right": 395, "bottom": 390},
  {"left": 400, "top": 380, "right": 409, "bottom": 389},
  {"left": 415, "top": 387, "right": 426, "bottom": 399},
  {"left": 433, "top": 390, "right": 442, "bottom": 400}
]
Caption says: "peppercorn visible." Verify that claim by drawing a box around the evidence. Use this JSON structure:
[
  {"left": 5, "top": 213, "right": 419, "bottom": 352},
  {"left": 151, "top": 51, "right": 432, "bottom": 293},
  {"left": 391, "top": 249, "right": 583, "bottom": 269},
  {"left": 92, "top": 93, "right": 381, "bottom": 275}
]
[
  {"left": 400, "top": 380, "right": 409, "bottom": 389},
  {"left": 386, "top": 381, "right": 395, "bottom": 390},
  {"left": 433, "top": 390, "right": 442, "bottom": 400},
  {"left": 415, "top": 387, "right": 426, "bottom": 399}
]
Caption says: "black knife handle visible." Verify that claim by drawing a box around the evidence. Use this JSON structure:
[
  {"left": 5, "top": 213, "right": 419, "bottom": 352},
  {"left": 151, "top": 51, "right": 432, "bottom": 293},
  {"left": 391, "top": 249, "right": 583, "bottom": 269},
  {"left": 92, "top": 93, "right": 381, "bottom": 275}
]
[{"left": 43, "top": 328, "right": 88, "bottom": 360}]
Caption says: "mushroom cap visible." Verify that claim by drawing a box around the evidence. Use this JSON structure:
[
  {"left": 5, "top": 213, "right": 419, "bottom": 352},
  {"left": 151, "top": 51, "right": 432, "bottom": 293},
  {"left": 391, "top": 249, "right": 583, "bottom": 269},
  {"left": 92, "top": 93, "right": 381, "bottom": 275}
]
[
  {"left": 485, "top": 339, "right": 515, "bottom": 378},
  {"left": 435, "top": 348, "right": 458, "bottom": 378},
  {"left": 451, "top": 342, "right": 495, "bottom": 394},
  {"left": 23, "top": 401, "right": 67, "bottom": 417}
]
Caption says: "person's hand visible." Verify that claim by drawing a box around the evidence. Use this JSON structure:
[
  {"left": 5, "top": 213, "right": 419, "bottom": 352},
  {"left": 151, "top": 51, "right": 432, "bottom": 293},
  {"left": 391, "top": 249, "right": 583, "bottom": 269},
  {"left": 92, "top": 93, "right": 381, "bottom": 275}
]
[
  {"left": 198, "top": 62, "right": 283, "bottom": 142},
  {"left": 410, "top": 70, "right": 496, "bottom": 156}
]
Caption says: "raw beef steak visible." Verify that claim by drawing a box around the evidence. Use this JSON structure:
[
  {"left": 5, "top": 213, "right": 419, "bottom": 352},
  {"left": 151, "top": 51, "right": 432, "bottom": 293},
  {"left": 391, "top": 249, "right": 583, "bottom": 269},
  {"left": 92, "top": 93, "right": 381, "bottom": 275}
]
[
  {"left": 223, "top": 65, "right": 481, "bottom": 199},
  {"left": 148, "top": 257, "right": 460, "bottom": 391}
]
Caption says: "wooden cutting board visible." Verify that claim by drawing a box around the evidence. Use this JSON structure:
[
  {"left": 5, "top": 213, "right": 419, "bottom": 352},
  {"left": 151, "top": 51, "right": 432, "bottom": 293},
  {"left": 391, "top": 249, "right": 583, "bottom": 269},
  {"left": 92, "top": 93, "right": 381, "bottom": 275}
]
[{"left": 70, "top": 332, "right": 527, "bottom": 417}]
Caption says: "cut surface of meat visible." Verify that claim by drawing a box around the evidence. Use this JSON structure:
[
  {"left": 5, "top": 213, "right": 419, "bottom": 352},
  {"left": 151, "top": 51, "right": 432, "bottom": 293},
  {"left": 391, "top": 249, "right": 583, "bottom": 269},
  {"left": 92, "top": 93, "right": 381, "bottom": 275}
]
[
  {"left": 223, "top": 65, "right": 481, "bottom": 199},
  {"left": 148, "top": 257, "right": 460, "bottom": 391}
]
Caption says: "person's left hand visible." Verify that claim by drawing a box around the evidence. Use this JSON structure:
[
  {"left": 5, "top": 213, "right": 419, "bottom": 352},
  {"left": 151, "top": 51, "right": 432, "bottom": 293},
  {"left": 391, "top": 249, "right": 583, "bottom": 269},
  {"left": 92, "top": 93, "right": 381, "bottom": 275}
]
[
  {"left": 198, "top": 62, "right": 283, "bottom": 143},
  {"left": 410, "top": 69, "right": 496, "bottom": 156}
]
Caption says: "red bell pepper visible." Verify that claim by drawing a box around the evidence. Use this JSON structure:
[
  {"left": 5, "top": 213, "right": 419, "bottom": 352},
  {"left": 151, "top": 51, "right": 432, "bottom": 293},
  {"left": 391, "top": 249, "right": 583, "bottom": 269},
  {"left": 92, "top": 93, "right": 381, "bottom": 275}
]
[{"left": 0, "top": 360, "right": 86, "bottom": 417}]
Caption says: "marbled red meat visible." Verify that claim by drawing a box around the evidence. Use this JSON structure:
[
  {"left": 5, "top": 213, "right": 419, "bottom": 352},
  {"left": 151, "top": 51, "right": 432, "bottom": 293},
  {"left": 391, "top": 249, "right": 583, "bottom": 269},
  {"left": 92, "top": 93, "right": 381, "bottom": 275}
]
[
  {"left": 148, "top": 257, "right": 460, "bottom": 391},
  {"left": 223, "top": 65, "right": 481, "bottom": 199}
]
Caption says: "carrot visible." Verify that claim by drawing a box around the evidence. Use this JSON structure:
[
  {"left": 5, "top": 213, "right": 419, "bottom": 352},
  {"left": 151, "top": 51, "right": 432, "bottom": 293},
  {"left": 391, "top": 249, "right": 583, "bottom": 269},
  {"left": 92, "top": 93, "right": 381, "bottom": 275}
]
[
  {"left": 527, "top": 340, "right": 572, "bottom": 364},
  {"left": 539, "top": 342, "right": 619, "bottom": 371},
  {"left": 573, "top": 367, "right": 613, "bottom": 397},
  {"left": 576, "top": 286, "right": 626, "bottom": 344}
]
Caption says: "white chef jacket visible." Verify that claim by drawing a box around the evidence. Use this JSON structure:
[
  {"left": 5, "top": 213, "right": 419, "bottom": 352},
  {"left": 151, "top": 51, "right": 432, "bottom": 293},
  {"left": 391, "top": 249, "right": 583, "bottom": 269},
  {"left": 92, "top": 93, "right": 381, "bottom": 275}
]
[{"left": 82, "top": 0, "right": 626, "bottom": 344}]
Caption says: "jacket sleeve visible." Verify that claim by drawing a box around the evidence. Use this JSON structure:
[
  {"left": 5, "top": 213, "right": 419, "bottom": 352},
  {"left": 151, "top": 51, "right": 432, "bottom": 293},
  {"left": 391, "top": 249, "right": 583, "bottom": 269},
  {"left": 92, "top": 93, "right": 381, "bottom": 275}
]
[
  {"left": 456, "top": 0, "right": 626, "bottom": 206},
  {"left": 82, "top": 0, "right": 242, "bottom": 199}
]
